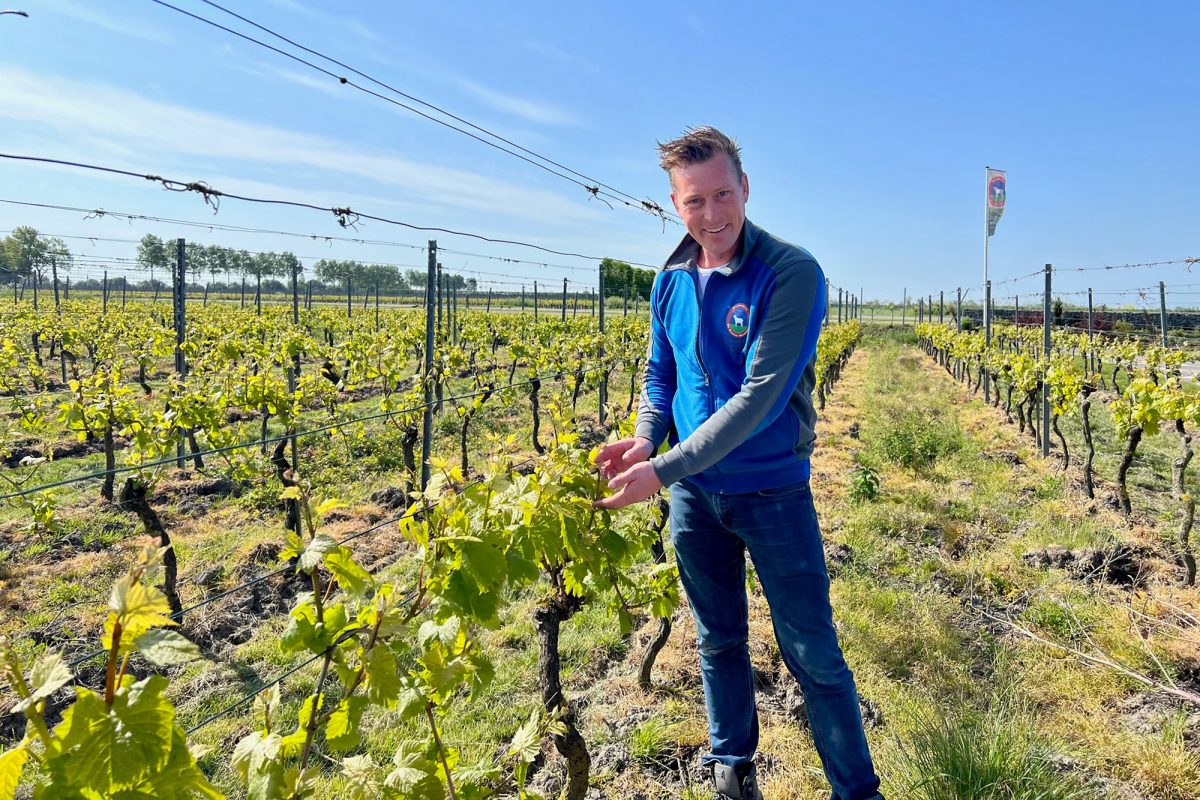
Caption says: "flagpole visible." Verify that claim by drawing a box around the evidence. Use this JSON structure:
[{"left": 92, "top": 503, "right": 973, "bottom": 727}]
[
  {"left": 983, "top": 166, "right": 992, "bottom": 401},
  {"left": 983, "top": 165, "right": 990, "bottom": 301}
]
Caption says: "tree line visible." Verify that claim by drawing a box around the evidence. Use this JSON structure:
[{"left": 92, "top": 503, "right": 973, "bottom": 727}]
[
  {"left": 600, "top": 257, "right": 654, "bottom": 299},
  {"left": 0, "top": 227, "right": 478, "bottom": 294}
]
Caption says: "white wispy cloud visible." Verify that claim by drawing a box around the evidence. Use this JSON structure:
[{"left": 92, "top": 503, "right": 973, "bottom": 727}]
[
  {"left": 41, "top": 0, "right": 172, "bottom": 45},
  {"left": 0, "top": 67, "right": 607, "bottom": 229},
  {"left": 260, "top": 0, "right": 383, "bottom": 44},
  {"left": 455, "top": 77, "right": 581, "bottom": 128}
]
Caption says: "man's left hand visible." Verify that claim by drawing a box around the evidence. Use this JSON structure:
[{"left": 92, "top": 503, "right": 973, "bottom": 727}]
[{"left": 595, "top": 461, "right": 663, "bottom": 510}]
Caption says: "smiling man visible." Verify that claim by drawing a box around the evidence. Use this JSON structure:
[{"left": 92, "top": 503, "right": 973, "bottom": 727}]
[{"left": 595, "top": 127, "right": 884, "bottom": 800}]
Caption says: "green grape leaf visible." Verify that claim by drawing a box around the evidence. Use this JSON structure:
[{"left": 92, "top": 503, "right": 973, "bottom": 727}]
[
  {"left": 342, "top": 754, "right": 386, "bottom": 800},
  {"left": 441, "top": 571, "right": 499, "bottom": 628},
  {"left": 47, "top": 677, "right": 174, "bottom": 792},
  {"left": 300, "top": 535, "right": 338, "bottom": 572},
  {"left": 420, "top": 645, "right": 468, "bottom": 703},
  {"left": 132, "top": 629, "right": 202, "bottom": 667},
  {"left": 458, "top": 539, "right": 506, "bottom": 591},
  {"left": 232, "top": 730, "right": 286, "bottom": 800},
  {"left": 146, "top": 728, "right": 224, "bottom": 800},
  {"left": 280, "top": 531, "right": 306, "bottom": 563},
  {"left": 617, "top": 607, "right": 634, "bottom": 637},
  {"left": 396, "top": 683, "right": 427, "bottom": 722},
  {"left": 365, "top": 645, "right": 402, "bottom": 708},
  {"left": 325, "top": 546, "right": 373, "bottom": 598},
  {"left": 15, "top": 651, "right": 71, "bottom": 712},
  {"left": 385, "top": 742, "right": 444, "bottom": 800},
  {"left": 417, "top": 617, "right": 460, "bottom": 649},
  {"left": 325, "top": 696, "right": 368, "bottom": 753},
  {"left": 505, "top": 546, "right": 540, "bottom": 586},
  {"left": 508, "top": 709, "right": 541, "bottom": 764},
  {"left": 105, "top": 577, "right": 175, "bottom": 650},
  {"left": 0, "top": 747, "right": 27, "bottom": 800}
]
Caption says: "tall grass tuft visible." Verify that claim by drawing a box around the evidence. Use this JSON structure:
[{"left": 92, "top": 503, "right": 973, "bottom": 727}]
[{"left": 902, "top": 699, "right": 1096, "bottom": 800}]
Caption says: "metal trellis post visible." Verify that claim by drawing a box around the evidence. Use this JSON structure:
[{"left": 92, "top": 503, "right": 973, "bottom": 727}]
[
  {"left": 421, "top": 241, "right": 438, "bottom": 491},
  {"left": 1041, "top": 264, "right": 1051, "bottom": 458}
]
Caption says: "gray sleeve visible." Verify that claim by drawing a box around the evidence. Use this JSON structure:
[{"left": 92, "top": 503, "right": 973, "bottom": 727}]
[{"left": 649, "top": 259, "right": 826, "bottom": 487}]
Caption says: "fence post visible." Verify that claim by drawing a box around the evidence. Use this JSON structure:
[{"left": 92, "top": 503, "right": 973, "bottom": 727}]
[
  {"left": 375, "top": 280, "right": 381, "bottom": 332},
  {"left": 1160, "top": 281, "right": 1169, "bottom": 347},
  {"left": 591, "top": 289, "right": 596, "bottom": 317},
  {"left": 437, "top": 264, "right": 443, "bottom": 336},
  {"left": 598, "top": 265, "right": 607, "bottom": 426},
  {"left": 103, "top": 271, "right": 109, "bottom": 314},
  {"left": 1087, "top": 288, "right": 1094, "bottom": 375},
  {"left": 174, "top": 239, "right": 187, "bottom": 378},
  {"left": 1041, "top": 264, "right": 1052, "bottom": 458},
  {"left": 561, "top": 278, "right": 568, "bottom": 322},
  {"left": 421, "top": 241, "right": 438, "bottom": 491},
  {"left": 939, "top": 290, "right": 944, "bottom": 324},
  {"left": 983, "top": 280, "right": 992, "bottom": 401},
  {"left": 51, "top": 257, "right": 60, "bottom": 312},
  {"left": 623, "top": 283, "right": 628, "bottom": 317},
  {"left": 824, "top": 279, "right": 830, "bottom": 327},
  {"left": 65, "top": 276, "right": 69, "bottom": 301},
  {"left": 241, "top": 276, "right": 246, "bottom": 309},
  {"left": 487, "top": 287, "right": 492, "bottom": 313},
  {"left": 521, "top": 285, "right": 525, "bottom": 312},
  {"left": 174, "top": 239, "right": 188, "bottom": 468},
  {"left": 956, "top": 288, "right": 962, "bottom": 332},
  {"left": 918, "top": 297, "right": 923, "bottom": 325},
  {"left": 534, "top": 280, "right": 539, "bottom": 321},
  {"left": 122, "top": 279, "right": 126, "bottom": 308}
]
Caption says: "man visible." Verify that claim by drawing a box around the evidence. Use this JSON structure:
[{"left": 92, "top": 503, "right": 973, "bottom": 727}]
[{"left": 595, "top": 127, "right": 884, "bottom": 800}]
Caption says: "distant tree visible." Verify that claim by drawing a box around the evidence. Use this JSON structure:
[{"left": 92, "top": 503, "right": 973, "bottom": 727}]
[
  {"left": 136, "top": 234, "right": 169, "bottom": 287},
  {"left": 184, "top": 241, "right": 207, "bottom": 284},
  {"left": 277, "top": 252, "right": 303, "bottom": 286},
  {"left": 246, "top": 251, "right": 279, "bottom": 280},
  {"left": 314, "top": 258, "right": 358, "bottom": 286},
  {"left": 4, "top": 226, "right": 49, "bottom": 283},
  {"left": 44, "top": 237, "right": 72, "bottom": 273},
  {"left": 205, "top": 244, "right": 228, "bottom": 284}
]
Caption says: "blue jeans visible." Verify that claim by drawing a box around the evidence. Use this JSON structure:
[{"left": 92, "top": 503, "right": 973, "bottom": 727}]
[{"left": 670, "top": 478, "right": 882, "bottom": 800}]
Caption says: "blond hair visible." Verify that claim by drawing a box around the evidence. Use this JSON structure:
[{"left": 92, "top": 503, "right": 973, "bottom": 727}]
[{"left": 657, "top": 126, "right": 744, "bottom": 184}]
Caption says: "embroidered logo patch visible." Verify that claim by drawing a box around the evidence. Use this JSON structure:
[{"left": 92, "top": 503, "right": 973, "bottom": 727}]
[{"left": 725, "top": 304, "right": 750, "bottom": 338}]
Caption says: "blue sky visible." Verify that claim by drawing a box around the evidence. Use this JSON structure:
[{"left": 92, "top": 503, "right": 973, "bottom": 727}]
[{"left": 1, "top": 0, "right": 1197, "bottom": 308}]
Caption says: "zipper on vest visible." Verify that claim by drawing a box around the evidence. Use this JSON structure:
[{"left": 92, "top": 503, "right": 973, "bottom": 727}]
[{"left": 690, "top": 267, "right": 711, "bottom": 388}]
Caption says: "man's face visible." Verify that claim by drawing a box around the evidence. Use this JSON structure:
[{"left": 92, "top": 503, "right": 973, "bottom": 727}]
[{"left": 669, "top": 153, "right": 749, "bottom": 267}]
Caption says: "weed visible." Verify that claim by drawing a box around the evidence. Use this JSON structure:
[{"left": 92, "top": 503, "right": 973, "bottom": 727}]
[
  {"left": 628, "top": 716, "right": 678, "bottom": 764},
  {"left": 849, "top": 464, "right": 881, "bottom": 504},
  {"left": 876, "top": 411, "right": 963, "bottom": 471},
  {"left": 901, "top": 699, "right": 1096, "bottom": 800}
]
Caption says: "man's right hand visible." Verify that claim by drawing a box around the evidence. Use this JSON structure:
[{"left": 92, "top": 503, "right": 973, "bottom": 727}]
[{"left": 594, "top": 437, "right": 654, "bottom": 480}]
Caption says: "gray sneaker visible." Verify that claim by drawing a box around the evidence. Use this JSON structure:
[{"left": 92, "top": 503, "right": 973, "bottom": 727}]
[{"left": 712, "top": 762, "right": 763, "bottom": 800}]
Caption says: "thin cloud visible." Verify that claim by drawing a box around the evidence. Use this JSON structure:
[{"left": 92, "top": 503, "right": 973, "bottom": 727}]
[
  {"left": 42, "top": 0, "right": 172, "bottom": 45},
  {"left": 259, "top": 0, "right": 383, "bottom": 44},
  {"left": 231, "top": 61, "right": 351, "bottom": 99},
  {"left": 0, "top": 67, "right": 607, "bottom": 229},
  {"left": 456, "top": 78, "right": 581, "bottom": 128}
]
